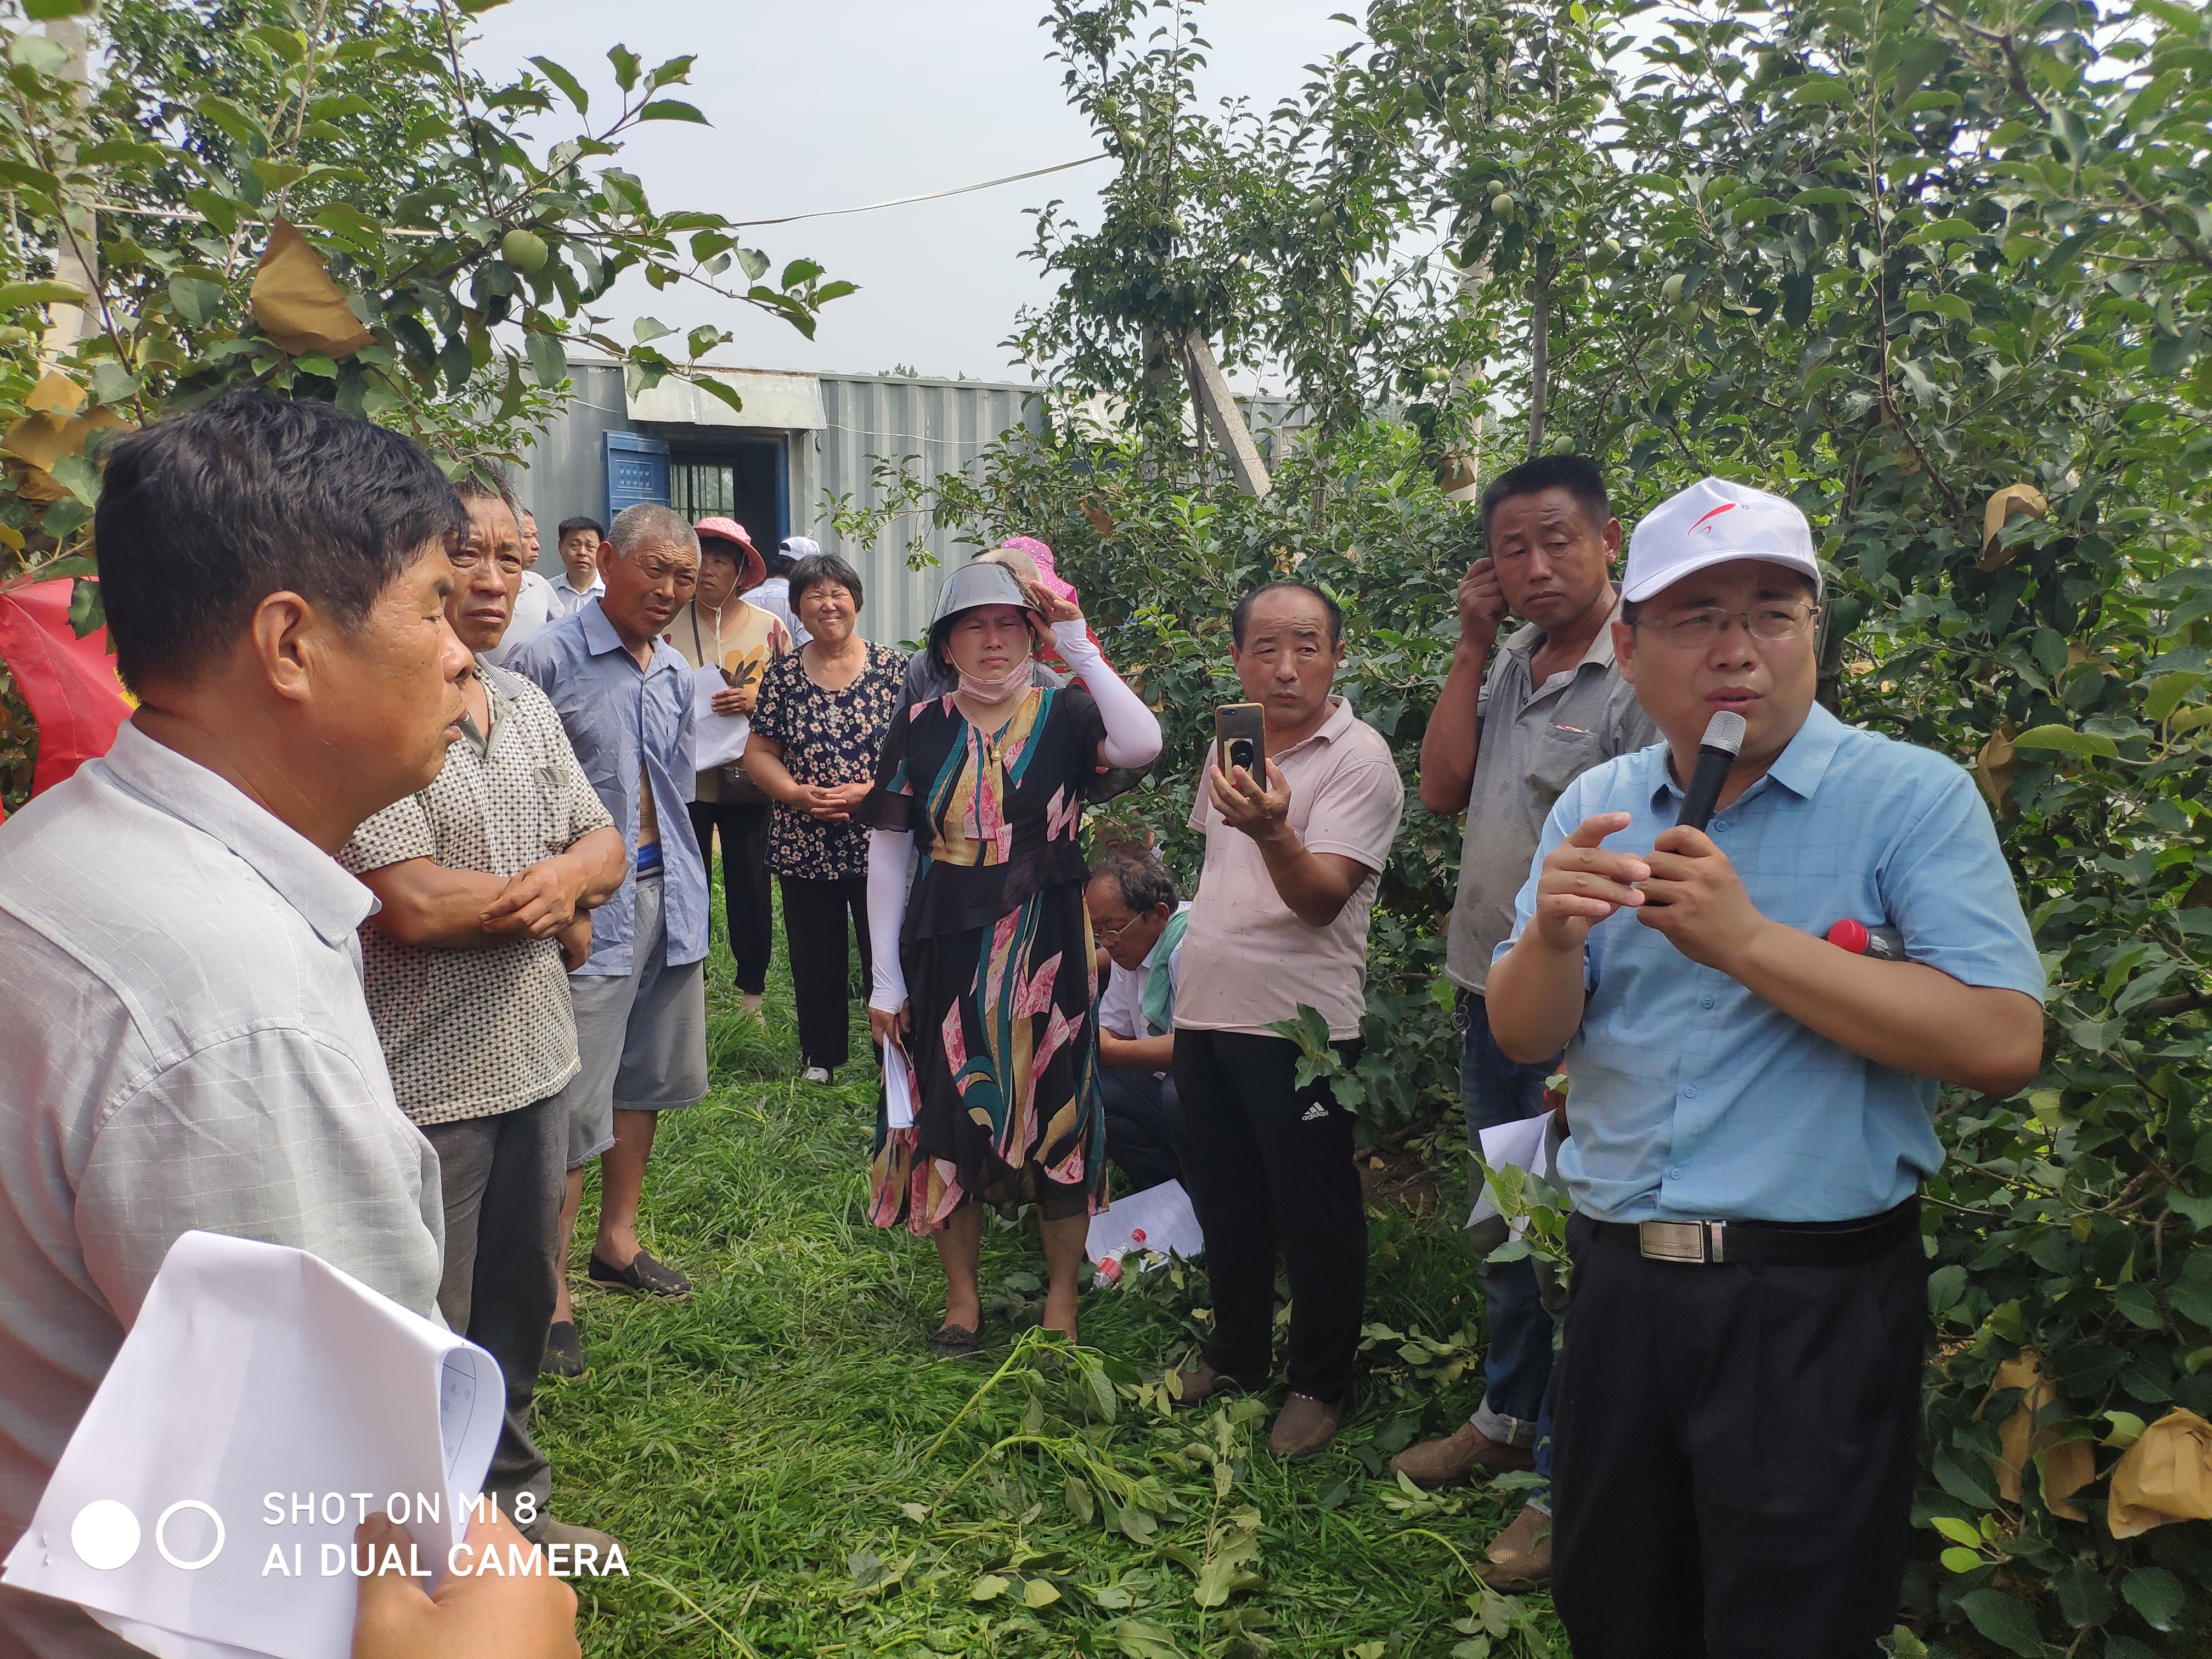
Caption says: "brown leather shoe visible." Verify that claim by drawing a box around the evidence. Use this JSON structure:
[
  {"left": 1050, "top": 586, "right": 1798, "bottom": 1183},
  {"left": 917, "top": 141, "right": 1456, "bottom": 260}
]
[
  {"left": 1475, "top": 1501, "right": 1552, "bottom": 1588},
  {"left": 1172, "top": 1358, "right": 1257, "bottom": 1407},
  {"left": 1268, "top": 1392, "right": 1342, "bottom": 1457},
  {"left": 1387, "top": 1419, "right": 1535, "bottom": 1489}
]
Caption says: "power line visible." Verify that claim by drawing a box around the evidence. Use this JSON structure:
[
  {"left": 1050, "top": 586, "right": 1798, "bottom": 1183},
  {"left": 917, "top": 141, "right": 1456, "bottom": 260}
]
[
  {"left": 727, "top": 155, "right": 1108, "bottom": 228},
  {"left": 88, "top": 152, "right": 1110, "bottom": 242}
]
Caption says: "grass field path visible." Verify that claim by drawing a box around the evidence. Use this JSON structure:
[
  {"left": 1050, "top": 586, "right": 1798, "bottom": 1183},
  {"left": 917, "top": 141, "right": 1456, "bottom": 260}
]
[{"left": 537, "top": 930, "right": 1562, "bottom": 1657}]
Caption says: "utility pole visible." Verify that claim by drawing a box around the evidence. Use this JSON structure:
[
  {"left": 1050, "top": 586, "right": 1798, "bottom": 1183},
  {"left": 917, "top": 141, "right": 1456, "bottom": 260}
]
[{"left": 1177, "top": 330, "right": 1271, "bottom": 499}]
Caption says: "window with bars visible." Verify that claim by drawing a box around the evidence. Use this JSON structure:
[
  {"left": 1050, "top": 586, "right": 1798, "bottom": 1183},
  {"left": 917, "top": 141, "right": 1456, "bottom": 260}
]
[{"left": 669, "top": 459, "right": 737, "bottom": 518}]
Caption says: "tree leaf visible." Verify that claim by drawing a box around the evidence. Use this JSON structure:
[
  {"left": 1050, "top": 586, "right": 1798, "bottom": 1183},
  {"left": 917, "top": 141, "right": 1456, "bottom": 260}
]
[
  {"left": 607, "top": 44, "right": 640, "bottom": 92},
  {"left": 2120, "top": 1566, "right": 2186, "bottom": 1632},
  {"left": 968, "top": 1573, "right": 1009, "bottom": 1602},
  {"left": 526, "top": 329, "right": 568, "bottom": 390},
  {"left": 639, "top": 99, "right": 709, "bottom": 125},
  {"left": 0, "top": 280, "right": 88, "bottom": 311},
  {"left": 1930, "top": 1516, "right": 1982, "bottom": 1547},
  {"left": 2009, "top": 724, "right": 2120, "bottom": 759},
  {"left": 1956, "top": 1588, "right": 2045, "bottom": 1656},
  {"left": 527, "top": 55, "right": 588, "bottom": 115},
  {"left": 1022, "top": 1577, "right": 1061, "bottom": 1608}
]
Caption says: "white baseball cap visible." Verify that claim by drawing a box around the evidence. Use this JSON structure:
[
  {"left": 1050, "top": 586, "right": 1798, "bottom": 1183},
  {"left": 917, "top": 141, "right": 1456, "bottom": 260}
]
[{"left": 1622, "top": 478, "right": 1821, "bottom": 603}]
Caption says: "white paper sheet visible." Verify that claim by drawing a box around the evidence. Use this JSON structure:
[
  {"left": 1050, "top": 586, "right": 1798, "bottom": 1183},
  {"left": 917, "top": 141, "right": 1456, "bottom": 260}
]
[
  {"left": 2, "top": 1231, "right": 502, "bottom": 1659},
  {"left": 882, "top": 1037, "right": 917, "bottom": 1130},
  {"left": 1466, "top": 1114, "right": 1558, "bottom": 1236},
  {"left": 690, "top": 664, "right": 751, "bottom": 770},
  {"left": 1085, "top": 1178, "right": 1204, "bottom": 1269}
]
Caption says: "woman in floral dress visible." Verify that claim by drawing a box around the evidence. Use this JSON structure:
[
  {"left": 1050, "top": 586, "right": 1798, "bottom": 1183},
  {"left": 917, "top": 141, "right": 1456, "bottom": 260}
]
[
  {"left": 861, "top": 561, "right": 1161, "bottom": 1352},
  {"left": 744, "top": 551, "right": 906, "bottom": 1082}
]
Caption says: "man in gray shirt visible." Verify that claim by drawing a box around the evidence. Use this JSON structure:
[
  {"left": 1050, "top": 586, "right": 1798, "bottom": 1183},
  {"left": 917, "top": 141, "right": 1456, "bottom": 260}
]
[
  {"left": 1398, "top": 455, "right": 1657, "bottom": 1583},
  {"left": 0, "top": 392, "right": 576, "bottom": 1656}
]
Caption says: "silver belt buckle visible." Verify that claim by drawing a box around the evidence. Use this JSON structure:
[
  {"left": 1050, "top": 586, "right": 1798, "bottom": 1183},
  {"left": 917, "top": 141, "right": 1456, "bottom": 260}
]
[{"left": 1639, "top": 1220, "right": 1725, "bottom": 1264}]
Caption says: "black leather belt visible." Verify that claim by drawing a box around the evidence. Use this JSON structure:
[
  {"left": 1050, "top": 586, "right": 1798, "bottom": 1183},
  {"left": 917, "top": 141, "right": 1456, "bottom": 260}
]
[{"left": 1583, "top": 1198, "right": 1919, "bottom": 1267}]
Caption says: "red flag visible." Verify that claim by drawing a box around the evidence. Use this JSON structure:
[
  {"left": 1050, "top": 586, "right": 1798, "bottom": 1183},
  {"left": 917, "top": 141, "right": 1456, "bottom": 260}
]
[{"left": 0, "top": 578, "right": 133, "bottom": 802}]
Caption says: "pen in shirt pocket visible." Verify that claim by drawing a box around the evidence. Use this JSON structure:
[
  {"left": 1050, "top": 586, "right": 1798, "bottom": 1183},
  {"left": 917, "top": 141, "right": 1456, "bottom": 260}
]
[{"left": 1552, "top": 723, "right": 1594, "bottom": 735}]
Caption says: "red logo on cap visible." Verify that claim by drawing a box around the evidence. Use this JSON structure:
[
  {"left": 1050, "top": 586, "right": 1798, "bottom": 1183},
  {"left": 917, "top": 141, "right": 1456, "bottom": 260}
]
[{"left": 1688, "top": 503, "right": 1737, "bottom": 536}]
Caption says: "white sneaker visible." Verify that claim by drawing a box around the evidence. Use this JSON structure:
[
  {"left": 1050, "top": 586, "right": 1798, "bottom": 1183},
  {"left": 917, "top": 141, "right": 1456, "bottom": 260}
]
[{"left": 803, "top": 1066, "right": 831, "bottom": 1085}]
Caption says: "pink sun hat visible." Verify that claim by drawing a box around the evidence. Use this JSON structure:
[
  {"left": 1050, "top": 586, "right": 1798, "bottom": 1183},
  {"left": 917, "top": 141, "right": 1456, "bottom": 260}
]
[{"left": 1000, "top": 535, "right": 1077, "bottom": 603}]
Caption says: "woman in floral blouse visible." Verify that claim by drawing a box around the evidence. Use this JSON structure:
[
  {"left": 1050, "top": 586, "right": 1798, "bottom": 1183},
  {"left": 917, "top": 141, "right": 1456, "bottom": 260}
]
[{"left": 744, "top": 551, "right": 907, "bottom": 1082}]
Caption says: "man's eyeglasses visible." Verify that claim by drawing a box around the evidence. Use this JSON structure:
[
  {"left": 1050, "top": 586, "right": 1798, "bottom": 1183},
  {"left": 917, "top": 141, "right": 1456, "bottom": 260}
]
[
  {"left": 1634, "top": 601, "right": 1819, "bottom": 650},
  {"left": 1093, "top": 916, "right": 1139, "bottom": 947}
]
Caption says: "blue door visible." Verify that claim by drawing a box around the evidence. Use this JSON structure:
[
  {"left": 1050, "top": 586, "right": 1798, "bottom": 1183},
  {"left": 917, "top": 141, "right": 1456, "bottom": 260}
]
[{"left": 605, "top": 431, "right": 671, "bottom": 524}]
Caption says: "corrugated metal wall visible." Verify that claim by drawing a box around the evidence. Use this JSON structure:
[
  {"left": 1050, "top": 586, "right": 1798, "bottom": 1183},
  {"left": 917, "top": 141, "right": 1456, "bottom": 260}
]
[
  {"left": 509, "top": 361, "right": 1304, "bottom": 651},
  {"left": 796, "top": 375, "right": 1046, "bottom": 650},
  {"left": 509, "top": 361, "right": 1045, "bottom": 650}
]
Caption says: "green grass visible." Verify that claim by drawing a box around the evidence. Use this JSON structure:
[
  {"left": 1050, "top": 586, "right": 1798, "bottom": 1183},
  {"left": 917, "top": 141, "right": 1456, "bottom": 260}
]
[{"left": 537, "top": 914, "right": 1564, "bottom": 1658}]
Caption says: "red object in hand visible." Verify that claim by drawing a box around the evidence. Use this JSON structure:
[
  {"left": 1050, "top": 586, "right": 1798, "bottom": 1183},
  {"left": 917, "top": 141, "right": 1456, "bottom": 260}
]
[{"left": 1826, "top": 918, "right": 1908, "bottom": 961}]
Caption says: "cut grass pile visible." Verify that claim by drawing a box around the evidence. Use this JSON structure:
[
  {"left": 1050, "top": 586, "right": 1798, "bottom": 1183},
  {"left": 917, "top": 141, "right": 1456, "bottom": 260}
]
[{"left": 537, "top": 928, "right": 1563, "bottom": 1657}]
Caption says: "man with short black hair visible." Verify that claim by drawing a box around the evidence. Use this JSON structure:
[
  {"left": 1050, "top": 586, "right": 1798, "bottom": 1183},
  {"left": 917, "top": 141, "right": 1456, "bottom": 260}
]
[
  {"left": 342, "top": 473, "right": 627, "bottom": 1553},
  {"left": 508, "top": 503, "right": 711, "bottom": 1372},
  {"left": 0, "top": 390, "right": 568, "bottom": 1656},
  {"left": 1487, "top": 477, "right": 2046, "bottom": 1656},
  {"left": 1170, "top": 580, "right": 1405, "bottom": 1458},
  {"left": 551, "top": 516, "right": 605, "bottom": 617},
  {"left": 1394, "top": 453, "right": 1656, "bottom": 1582},
  {"left": 1084, "top": 847, "right": 1191, "bottom": 1193}
]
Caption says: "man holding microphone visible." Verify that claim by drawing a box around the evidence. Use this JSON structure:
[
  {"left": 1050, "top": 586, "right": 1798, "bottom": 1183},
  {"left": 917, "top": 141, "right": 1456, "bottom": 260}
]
[{"left": 1486, "top": 478, "right": 2046, "bottom": 1656}]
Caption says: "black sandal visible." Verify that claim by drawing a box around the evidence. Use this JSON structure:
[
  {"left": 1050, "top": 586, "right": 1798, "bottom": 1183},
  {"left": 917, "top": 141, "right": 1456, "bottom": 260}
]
[
  {"left": 927, "top": 1323, "right": 982, "bottom": 1357},
  {"left": 588, "top": 1248, "right": 692, "bottom": 1298}
]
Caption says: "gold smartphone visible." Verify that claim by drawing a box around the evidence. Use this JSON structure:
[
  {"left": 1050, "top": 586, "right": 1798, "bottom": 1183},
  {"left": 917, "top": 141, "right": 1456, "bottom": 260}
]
[{"left": 1214, "top": 702, "right": 1266, "bottom": 782}]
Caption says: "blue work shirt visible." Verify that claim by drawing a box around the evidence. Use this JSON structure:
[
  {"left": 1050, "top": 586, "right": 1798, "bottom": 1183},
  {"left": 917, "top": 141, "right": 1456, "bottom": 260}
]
[
  {"left": 1496, "top": 703, "right": 2045, "bottom": 1224},
  {"left": 505, "top": 600, "right": 708, "bottom": 976}
]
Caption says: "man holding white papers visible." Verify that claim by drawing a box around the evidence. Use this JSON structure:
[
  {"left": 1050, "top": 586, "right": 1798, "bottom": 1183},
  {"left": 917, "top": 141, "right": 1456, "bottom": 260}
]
[
  {"left": 664, "top": 516, "right": 790, "bottom": 1022},
  {"left": 0, "top": 393, "right": 568, "bottom": 1657},
  {"left": 342, "top": 475, "right": 627, "bottom": 1558}
]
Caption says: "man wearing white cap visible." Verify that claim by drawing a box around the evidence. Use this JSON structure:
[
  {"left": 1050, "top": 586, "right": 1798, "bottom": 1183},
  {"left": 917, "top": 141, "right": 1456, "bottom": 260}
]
[{"left": 1486, "top": 477, "right": 2047, "bottom": 1656}]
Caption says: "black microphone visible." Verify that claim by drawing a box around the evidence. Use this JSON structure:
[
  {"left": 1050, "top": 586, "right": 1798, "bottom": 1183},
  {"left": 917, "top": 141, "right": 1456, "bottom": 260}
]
[{"left": 1675, "top": 710, "right": 1747, "bottom": 832}]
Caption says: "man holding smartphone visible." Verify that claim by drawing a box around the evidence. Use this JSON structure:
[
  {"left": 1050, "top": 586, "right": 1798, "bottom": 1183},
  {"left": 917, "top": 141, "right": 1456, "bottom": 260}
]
[
  {"left": 1397, "top": 455, "right": 1656, "bottom": 1584},
  {"left": 1169, "top": 581, "right": 1406, "bottom": 1458}
]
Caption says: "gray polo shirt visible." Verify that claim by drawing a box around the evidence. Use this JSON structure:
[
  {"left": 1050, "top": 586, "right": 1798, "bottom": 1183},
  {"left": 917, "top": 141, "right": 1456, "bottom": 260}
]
[
  {"left": 0, "top": 721, "right": 442, "bottom": 1659},
  {"left": 1445, "top": 606, "right": 1657, "bottom": 992}
]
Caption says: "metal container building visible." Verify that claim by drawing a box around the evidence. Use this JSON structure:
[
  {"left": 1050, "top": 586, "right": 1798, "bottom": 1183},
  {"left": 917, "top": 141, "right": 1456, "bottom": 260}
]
[{"left": 510, "top": 357, "right": 1046, "bottom": 649}]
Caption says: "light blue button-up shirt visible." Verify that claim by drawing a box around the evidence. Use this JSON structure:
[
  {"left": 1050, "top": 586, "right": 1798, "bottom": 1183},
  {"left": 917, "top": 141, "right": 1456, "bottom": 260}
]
[
  {"left": 506, "top": 600, "right": 708, "bottom": 975},
  {"left": 1496, "top": 702, "right": 2045, "bottom": 1223}
]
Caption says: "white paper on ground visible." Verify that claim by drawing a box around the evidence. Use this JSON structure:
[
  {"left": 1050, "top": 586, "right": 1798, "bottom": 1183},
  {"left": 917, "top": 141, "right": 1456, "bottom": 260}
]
[
  {"left": 1085, "top": 1178, "right": 1204, "bottom": 1268},
  {"left": 1466, "top": 1114, "right": 1555, "bottom": 1237},
  {"left": 882, "top": 1037, "right": 917, "bottom": 1130},
  {"left": 690, "top": 665, "right": 751, "bottom": 769},
  {"left": 2, "top": 1231, "right": 502, "bottom": 1659}
]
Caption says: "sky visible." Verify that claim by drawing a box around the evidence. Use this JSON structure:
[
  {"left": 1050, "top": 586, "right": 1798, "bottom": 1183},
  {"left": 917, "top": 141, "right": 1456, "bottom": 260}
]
[{"left": 466, "top": 1, "right": 1358, "bottom": 385}]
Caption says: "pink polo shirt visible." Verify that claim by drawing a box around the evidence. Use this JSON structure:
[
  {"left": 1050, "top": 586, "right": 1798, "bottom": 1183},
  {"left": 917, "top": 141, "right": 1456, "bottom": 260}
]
[{"left": 1173, "top": 696, "right": 1406, "bottom": 1040}]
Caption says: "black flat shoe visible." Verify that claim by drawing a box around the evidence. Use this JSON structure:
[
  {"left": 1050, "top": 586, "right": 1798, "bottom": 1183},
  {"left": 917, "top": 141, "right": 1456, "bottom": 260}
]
[
  {"left": 588, "top": 1248, "right": 691, "bottom": 1298},
  {"left": 927, "top": 1323, "right": 982, "bottom": 1357},
  {"left": 541, "top": 1320, "right": 586, "bottom": 1378}
]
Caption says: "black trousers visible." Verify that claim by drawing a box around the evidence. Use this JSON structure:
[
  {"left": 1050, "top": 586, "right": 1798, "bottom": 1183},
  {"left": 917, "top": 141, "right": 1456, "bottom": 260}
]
[
  {"left": 778, "top": 874, "right": 871, "bottom": 1071},
  {"left": 1098, "top": 1065, "right": 1188, "bottom": 1193},
  {"left": 688, "top": 799, "right": 774, "bottom": 995},
  {"left": 417, "top": 1094, "right": 566, "bottom": 1531},
  {"left": 1174, "top": 1029, "right": 1366, "bottom": 1403},
  {"left": 1551, "top": 1209, "right": 1931, "bottom": 1659}
]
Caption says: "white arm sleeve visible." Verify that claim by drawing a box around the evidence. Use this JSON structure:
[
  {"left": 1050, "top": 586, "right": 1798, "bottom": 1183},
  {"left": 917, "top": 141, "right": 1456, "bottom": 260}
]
[
  {"left": 1053, "top": 619, "right": 1162, "bottom": 768},
  {"left": 867, "top": 828, "right": 914, "bottom": 1013}
]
